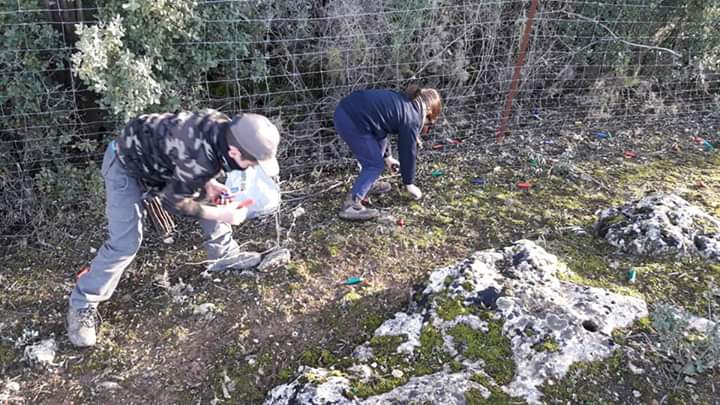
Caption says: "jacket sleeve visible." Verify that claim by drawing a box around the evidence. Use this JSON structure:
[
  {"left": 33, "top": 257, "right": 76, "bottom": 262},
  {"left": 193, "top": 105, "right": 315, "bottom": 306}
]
[
  {"left": 397, "top": 123, "right": 420, "bottom": 185},
  {"left": 159, "top": 157, "right": 215, "bottom": 218},
  {"left": 159, "top": 180, "right": 204, "bottom": 218}
]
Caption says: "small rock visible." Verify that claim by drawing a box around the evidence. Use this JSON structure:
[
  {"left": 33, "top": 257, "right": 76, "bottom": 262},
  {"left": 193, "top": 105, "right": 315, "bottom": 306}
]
[
  {"left": 349, "top": 365, "right": 374, "bottom": 383},
  {"left": 90, "top": 247, "right": 97, "bottom": 254},
  {"left": 352, "top": 345, "right": 373, "bottom": 362},
  {"left": 370, "top": 362, "right": 378, "bottom": 369},
  {"left": 391, "top": 369, "right": 404, "bottom": 379},
  {"left": 627, "top": 361, "right": 645, "bottom": 375},
  {"left": 632, "top": 390, "right": 641, "bottom": 398},
  {"left": 23, "top": 338, "right": 56, "bottom": 367},
  {"left": 291, "top": 207, "right": 305, "bottom": 219},
  {"left": 98, "top": 381, "right": 122, "bottom": 391},
  {"left": 257, "top": 248, "right": 291, "bottom": 272},
  {"left": 684, "top": 376, "right": 698, "bottom": 385},
  {"left": 162, "top": 237, "right": 175, "bottom": 244},
  {"left": 192, "top": 303, "right": 217, "bottom": 319}
]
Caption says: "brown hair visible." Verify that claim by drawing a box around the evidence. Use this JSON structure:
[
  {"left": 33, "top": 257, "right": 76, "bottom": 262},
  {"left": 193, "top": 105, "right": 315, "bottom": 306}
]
[{"left": 405, "top": 85, "right": 442, "bottom": 123}]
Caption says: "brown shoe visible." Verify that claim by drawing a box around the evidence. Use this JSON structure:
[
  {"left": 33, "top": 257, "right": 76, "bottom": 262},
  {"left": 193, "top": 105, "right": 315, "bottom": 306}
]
[
  {"left": 339, "top": 197, "right": 379, "bottom": 221},
  {"left": 369, "top": 181, "right": 392, "bottom": 195}
]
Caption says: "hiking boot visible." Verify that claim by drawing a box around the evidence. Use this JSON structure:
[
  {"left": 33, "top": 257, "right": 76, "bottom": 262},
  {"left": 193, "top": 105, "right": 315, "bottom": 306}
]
[
  {"left": 66, "top": 306, "right": 98, "bottom": 347},
  {"left": 339, "top": 197, "right": 379, "bottom": 221},
  {"left": 206, "top": 251, "right": 262, "bottom": 272},
  {"left": 368, "top": 181, "right": 392, "bottom": 195}
]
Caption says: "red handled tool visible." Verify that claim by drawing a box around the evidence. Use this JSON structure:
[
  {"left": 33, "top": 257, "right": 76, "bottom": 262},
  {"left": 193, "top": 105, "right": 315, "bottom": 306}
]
[{"left": 237, "top": 199, "right": 254, "bottom": 209}]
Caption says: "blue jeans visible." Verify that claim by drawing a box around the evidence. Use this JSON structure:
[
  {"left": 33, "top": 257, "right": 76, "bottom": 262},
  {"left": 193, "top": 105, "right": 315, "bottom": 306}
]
[
  {"left": 69, "top": 142, "right": 241, "bottom": 309},
  {"left": 334, "top": 107, "right": 388, "bottom": 200}
]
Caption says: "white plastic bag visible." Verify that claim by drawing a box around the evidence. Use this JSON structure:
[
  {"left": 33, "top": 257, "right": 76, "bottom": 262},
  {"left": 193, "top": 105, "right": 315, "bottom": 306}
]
[{"left": 225, "top": 166, "right": 281, "bottom": 219}]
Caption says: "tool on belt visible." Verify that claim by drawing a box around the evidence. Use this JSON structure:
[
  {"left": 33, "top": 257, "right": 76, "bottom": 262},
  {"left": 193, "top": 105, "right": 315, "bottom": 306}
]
[{"left": 142, "top": 194, "right": 176, "bottom": 236}]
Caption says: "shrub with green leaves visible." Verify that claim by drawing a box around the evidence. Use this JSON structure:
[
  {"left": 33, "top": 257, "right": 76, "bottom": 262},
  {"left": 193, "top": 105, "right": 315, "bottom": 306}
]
[
  {"left": 0, "top": 0, "right": 89, "bottom": 246},
  {"left": 71, "top": 0, "right": 267, "bottom": 120},
  {"left": 73, "top": 16, "right": 162, "bottom": 120}
]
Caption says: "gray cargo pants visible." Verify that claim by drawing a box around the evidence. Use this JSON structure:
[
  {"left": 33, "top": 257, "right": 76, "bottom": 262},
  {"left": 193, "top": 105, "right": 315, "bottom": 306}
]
[{"left": 69, "top": 142, "right": 240, "bottom": 309}]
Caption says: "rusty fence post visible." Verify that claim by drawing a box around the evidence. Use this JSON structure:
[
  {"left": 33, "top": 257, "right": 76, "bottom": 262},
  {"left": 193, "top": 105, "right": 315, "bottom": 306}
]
[{"left": 496, "top": 0, "right": 540, "bottom": 144}]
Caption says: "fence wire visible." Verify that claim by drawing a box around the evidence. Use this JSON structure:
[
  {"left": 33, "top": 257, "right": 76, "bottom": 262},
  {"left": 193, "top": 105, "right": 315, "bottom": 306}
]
[{"left": 1, "top": 0, "right": 719, "bottom": 248}]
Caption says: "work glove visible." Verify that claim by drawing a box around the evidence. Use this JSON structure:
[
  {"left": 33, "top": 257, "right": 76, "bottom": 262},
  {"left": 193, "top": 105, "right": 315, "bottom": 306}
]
[
  {"left": 405, "top": 184, "right": 422, "bottom": 200},
  {"left": 218, "top": 199, "right": 253, "bottom": 225},
  {"left": 384, "top": 156, "right": 400, "bottom": 173}
]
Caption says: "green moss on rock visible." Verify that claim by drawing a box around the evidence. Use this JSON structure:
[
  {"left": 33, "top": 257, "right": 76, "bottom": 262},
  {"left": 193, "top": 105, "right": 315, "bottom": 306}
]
[{"left": 449, "top": 321, "right": 516, "bottom": 385}]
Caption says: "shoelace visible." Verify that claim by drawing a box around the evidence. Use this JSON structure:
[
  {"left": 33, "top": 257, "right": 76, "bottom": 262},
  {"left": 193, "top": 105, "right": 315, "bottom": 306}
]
[{"left": 77, "top": 307, "right": 99, "bottom": 328}]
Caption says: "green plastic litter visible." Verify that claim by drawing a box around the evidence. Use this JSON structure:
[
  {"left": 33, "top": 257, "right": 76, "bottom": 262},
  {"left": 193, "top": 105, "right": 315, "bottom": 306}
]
[
  {"left": 627, "top": 268, "right": 637, "bottom": 283},
  {"left": 344, "top": 276, "right": 363, "bottom": 285},
  {"left": 431, "top": 170, "right": 444, "bottom": 177},
  {"left": 529, "top": 159, "right": 538, "bottom": 167}
]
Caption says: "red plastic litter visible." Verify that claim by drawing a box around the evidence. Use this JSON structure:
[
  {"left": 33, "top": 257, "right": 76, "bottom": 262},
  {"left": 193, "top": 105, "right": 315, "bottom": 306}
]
[
  {"left": 76, "top": 265, "right": 90, "bottom": 280},
  {"left": 692, "top": 136, "right": 704, "bottom": 145},
  {"left": 449, "top": 139, "right": 462, "bottom": 145},
  {"left": 432, "top": 144, "right": 444, "bottom": 150},
  {"left": 517, "top": 182, "right": 532, "bottom": 190},
  {"left": 397, "top": 217, "right": 406, "bottom": 226},
  {"left": 695, "top": 181, "right": 706, "bottom": 189},
  {"left": 623, "top": 150, "right": 637, "bottom": 159},
  {"left": 237, "top": 199, "right": 254, "bottom": 209}
]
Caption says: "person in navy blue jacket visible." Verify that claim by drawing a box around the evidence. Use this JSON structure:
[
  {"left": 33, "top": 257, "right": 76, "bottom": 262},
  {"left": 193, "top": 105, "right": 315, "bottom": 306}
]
[{"left": 334, "top": 85, "right": 442, "bottom": 220}]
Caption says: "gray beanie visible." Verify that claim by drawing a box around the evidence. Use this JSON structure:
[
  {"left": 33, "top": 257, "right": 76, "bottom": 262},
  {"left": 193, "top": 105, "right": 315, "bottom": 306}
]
[{"left": 227, "top": 113, "right": 280, "bottom": 176}]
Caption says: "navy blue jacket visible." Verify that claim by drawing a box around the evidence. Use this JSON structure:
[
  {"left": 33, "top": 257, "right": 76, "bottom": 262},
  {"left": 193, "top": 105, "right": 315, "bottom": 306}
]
[{"left": 338, "top": 89, "right": 423, "bottom": 185}]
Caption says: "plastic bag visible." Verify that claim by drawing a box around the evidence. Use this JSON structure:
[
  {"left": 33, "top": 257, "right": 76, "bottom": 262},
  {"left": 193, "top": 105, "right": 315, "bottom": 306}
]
[{"left": 225, "top": 166, "right": 280, "bottom": 219}]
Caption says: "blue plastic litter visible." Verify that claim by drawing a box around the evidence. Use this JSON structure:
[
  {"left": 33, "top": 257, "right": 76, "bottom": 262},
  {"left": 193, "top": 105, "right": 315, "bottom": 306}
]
[{"left": 595, "top": 131, "right": 611, "bottom": 140}]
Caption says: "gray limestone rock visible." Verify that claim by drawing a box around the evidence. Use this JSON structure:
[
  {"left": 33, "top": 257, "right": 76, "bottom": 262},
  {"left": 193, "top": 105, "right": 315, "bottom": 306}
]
[
  {"left": 264, "top": 241, "right": 648, "bottom": 405},
  {"left": 258, "top": 248, "right": 292, "bottom": 272},
  {"left": 595, "top": 193, "right": 720, "bottom": 260},
  {"left": 23, "top": 338, "right": 56, "bottom": 367}
]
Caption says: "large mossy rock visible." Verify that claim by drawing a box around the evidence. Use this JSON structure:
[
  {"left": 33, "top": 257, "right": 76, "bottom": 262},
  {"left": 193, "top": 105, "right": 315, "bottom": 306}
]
[{"left": 264, "top": 241, "right": 648, "bottom": 405}]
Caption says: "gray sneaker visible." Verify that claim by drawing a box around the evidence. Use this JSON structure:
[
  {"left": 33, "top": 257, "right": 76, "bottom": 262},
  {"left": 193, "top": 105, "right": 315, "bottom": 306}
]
[
  {"left": 369, "top": 181, "right": 392, "bottom": 195},
  {"left": 206, "top": 251, "right": 262, "bottom": 272},
  {"left": 339, "top": 198, "right": 379, "bottom": 221},
  {"left": 66, "top": 306, "right": 98, "bottom": 347}
]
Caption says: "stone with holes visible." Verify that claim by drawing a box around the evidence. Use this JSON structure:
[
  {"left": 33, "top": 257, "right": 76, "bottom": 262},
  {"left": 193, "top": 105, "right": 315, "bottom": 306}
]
[{"left": 263, "top": 241, "right": 648, "bottom": 405}]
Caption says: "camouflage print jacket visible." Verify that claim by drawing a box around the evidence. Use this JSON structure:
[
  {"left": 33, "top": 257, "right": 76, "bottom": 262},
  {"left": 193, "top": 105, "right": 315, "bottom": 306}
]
[{"left": 115, "top": 110, "right": 243, "bottom": 218}]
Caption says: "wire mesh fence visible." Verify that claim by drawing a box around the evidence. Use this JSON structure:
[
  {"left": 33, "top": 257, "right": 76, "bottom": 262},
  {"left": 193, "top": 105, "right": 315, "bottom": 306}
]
[{"left": 1, "top": 0, "right": 719, "bottom": 249}]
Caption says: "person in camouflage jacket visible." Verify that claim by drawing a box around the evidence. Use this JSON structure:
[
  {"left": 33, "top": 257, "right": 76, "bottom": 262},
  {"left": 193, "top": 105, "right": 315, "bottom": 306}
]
[{"left": 67, "top": 110, "right": 280, "bottom": 347}]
